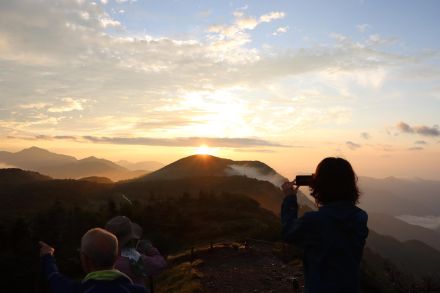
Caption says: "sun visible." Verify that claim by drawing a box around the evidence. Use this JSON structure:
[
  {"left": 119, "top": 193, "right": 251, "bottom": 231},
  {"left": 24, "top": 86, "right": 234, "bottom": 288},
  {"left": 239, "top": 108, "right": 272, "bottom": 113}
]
[{"left": 195, "top": 144, "right": 210, "bottom": 155}]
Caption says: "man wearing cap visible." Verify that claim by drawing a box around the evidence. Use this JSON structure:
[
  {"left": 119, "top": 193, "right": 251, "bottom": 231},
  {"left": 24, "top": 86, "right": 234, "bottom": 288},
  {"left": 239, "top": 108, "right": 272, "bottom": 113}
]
[
  {"left": 105, "top": 216, "right": 166, "bottom": 287},
  {"left": 39, "top": 228, "right": 147, "bottom": 293}
]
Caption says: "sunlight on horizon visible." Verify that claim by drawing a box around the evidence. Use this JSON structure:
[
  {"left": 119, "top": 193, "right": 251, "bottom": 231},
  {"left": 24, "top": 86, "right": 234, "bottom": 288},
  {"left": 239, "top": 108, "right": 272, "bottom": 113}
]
[
  {"left": 0, "top": 0, "right": 439, "bottom": 180},
  {"left": 195, "top": 144, "right": 212, "bottom": 155}
]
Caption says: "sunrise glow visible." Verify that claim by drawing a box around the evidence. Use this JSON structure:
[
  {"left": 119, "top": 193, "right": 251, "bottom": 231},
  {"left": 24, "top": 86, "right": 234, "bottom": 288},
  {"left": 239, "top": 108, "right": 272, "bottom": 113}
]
[
  {"left": 195, "top": 145, "right": 211, "bottom": 155},
  {"left": 0, "top": 1, "right": 439, "bottom": 180}
]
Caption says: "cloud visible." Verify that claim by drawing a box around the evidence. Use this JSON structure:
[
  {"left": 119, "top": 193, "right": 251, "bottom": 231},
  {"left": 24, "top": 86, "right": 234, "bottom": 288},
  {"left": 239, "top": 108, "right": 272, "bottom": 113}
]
[
  {"left": 10, "top": 134, "right": 290, "bottom": 148},
  {"left": 226, "top": 164, "right": 286, "bottom": 187},
  {"left": 346, "top": 141, "right": 361, "bottom": 150},
  {"left": 414, "top": 140, "right": 427, "bottom": 145},
  {"left": 233, "top": 149, "right": 277, "bottom": 153},
  {"left": 397, "top": 121, "right": 413, "bottom": 133},
  {"left": 19, "top": 102, "right": 49, "bottom": 110},
  {"left": 415, "top": 125, "right": 440, "bottom": 136},
  {"left": 272, "top": 26, "right": 289, "bottom": 36},
  {"left": 81, "top": 136, "right": 289, "bottom": 148},
  {"left": 0, "top": 115, "right": 62, "bottom": 132},
  {"left": 99, "top": 17, "right": 121, "bottom": 28},
  {"left": 198, "top": 10, "right": 212, "bottom": 18},
  {"left": 373, "top": 144, "right": 398, "bottom": 152},
  {"left": 7, "top": 135, "right": 77, "bottom": 141},
  {"left": 397, "top": 121, "right": 440, "bottom": 137},
  {"left": 0, "top": 0, "right": 431, "bottom": 141},
  {"left": 32, "top": 134, "right": 78, "bottom": 141},
  {"left": 360, "top": 132, "right": 370, "bottom": 140},
  {"left": 207, "top": 10, "right": 285, "bottom": 56},
  {"left": 47, "top": 98, "right": 87, "bottom": 113},
  {"left": 235, "top": 16, "right": 258, "bottom": 30},
  {"left": 397, "top": 215, "right": 440, "bottom": 230},
  {"left": 408, "top": 146, "right": 424, "bottom": 151},
  {"left": 19, "top": 99, "right": 87, "bottom": 113},
  {"left": 356, "top": 24, "right": 371, "bottom": 33},
  {"left": 329, "top": 33, "right": 348, "bottom": 43},
  {"left": 259, "top": 12, "right": 285, "bottom": 23},
  {"left": 367, "top": 34, "right": 397, "bottom": 46}
]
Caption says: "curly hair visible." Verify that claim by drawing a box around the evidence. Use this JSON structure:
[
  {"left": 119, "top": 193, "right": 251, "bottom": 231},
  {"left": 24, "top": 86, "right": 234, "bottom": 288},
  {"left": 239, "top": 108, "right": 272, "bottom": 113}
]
[{"left": 310, "top": 157, "right": 360, "bottom": 205}]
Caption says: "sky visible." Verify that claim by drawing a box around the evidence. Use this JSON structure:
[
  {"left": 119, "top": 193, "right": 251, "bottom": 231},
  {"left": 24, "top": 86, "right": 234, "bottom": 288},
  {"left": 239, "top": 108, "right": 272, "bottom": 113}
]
[{"left": 0, "top": 0, "right": 440, "bottom": 179}]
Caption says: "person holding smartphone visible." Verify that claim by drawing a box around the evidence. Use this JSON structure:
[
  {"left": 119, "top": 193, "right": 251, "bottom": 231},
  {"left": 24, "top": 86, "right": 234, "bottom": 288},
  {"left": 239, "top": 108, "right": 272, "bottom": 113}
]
[{"left": 281, "top": 157, "right": 368, "bottom": 293}]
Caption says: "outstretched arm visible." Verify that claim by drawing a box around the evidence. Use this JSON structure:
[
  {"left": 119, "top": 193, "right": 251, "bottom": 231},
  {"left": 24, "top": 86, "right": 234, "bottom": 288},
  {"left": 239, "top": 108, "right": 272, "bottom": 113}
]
[{"left": 39, "top": 241, "right": 80, "bottom": 293}]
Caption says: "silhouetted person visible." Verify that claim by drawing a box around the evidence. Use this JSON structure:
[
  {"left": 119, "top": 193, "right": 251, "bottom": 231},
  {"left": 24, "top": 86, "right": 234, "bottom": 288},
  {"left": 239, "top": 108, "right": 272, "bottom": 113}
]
[
  {"left": 281, "top": 157, "right": 368, "bottom": 293},
  {"left": 105, "top": 216, "right": 166, "bottom": 288},
  {"left": 39, "top": 228, "right": 147, "bottom": 293}
]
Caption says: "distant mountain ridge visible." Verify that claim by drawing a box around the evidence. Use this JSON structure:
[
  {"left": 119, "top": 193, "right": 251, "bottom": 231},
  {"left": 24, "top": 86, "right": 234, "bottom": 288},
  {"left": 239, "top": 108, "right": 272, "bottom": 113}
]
[
  {"left": 0, "top": 168, "right": 52, "bottom": 185},
  {"left": 367, "top": 230, "right": 440, "bottom": 278},
  {"left": 117, "top": 160, "right": 163, "bottom": 172},
  {"left": 79, "top": 176, "right": 113, "bottom": 184},
  {"left": 0, "top": 146, "right": 76, "bottom": 167},
  {"left": 359, "top": 176, "right": 440, "bottom": 216},
  {"left": 0, "top": 147, "right": 149, "bottom": 181},
  {"left": 368, "top": 212, "right": 440, "bottom": 251}
]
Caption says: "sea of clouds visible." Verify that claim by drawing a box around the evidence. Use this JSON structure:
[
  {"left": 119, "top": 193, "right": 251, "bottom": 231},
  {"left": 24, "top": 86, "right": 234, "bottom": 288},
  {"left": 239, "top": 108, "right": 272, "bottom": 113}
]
[{"left": 396, "top": 215, "right": 440, "bottom": 230}]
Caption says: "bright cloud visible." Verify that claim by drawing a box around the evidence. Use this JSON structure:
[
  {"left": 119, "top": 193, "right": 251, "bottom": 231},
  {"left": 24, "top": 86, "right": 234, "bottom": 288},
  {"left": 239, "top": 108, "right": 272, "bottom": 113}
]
[
  {"left": 47, "top": 98, "right": 87, "bottom": 113},
  {"left": 397, "top": 215, "right": 440, "bottom": 229},
  {"left": 259, "top": 12, "right": 286, "bottom": 23},
  {"left": 206, "top": 10, "right": 286, "bottom": 60},
  {"left": 273, "top": 26, "right": 289, "bottom": 36},
  {"left": 19, "top": 103, "right": 49, "bottom": 110}
]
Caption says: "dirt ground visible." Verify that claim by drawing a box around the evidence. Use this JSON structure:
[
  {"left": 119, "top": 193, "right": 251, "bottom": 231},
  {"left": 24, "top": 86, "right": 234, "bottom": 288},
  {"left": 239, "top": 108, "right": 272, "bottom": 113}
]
[{"left": 194, "top": 242, "right": 304, "bottom": 293}]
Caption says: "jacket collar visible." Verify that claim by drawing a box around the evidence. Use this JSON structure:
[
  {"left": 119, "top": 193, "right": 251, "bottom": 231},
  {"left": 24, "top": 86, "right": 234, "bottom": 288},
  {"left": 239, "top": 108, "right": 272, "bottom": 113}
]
[{"left": 82, "top": 269, "right": 132, "bottom": 283}]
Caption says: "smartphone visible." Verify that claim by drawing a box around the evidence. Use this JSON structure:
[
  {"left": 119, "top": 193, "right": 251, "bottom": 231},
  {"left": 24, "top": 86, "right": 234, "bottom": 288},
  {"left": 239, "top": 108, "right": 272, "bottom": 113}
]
[{"left": 295, "top": 175, "right": 313, "bottom": 186}]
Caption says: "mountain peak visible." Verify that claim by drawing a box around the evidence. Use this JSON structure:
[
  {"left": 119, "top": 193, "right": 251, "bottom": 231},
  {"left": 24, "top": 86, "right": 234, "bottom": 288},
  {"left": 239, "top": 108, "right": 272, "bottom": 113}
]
[
  {"left": 137, "top": 154, "right": 285, "bottom": 187},
  {"left": 19, "top": 146, "right": 51, "bottom": 154},
  {"left": 13, "top": 146, "right": 77, "bottom": 163},
  {"left": 81, "top": 156, "right": 99, "bottom": 161}
]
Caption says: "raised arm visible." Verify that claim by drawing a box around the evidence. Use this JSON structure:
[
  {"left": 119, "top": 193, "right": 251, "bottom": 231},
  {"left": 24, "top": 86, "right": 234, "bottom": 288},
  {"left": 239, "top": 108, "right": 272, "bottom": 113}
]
[
  {"left": 281, "top": 183, "right": 308, "bottom": 244},
  {"left": 39, "top": 241, "right": 80, "bottom": 293}
]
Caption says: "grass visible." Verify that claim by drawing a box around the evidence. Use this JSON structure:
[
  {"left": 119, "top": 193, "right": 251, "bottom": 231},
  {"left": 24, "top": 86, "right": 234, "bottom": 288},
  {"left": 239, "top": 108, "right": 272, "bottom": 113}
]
[{"left": 155, "top": 260, "right": 204, "bottom": 293}]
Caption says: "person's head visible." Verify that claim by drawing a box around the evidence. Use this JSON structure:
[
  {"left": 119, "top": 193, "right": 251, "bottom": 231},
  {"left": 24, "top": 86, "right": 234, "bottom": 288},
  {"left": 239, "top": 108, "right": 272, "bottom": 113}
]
[
  {"left": 105, "top": 216, "right": 142, "bottom": 249},
  {"left": 310, "top": 157, "right": 360, "bottom": 205},
  {"left": 80, "top": 228, "right": 118, "bottom": 273}
]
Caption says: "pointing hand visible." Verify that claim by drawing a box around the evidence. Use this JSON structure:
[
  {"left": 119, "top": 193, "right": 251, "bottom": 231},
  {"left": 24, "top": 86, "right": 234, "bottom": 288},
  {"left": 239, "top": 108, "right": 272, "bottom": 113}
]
[{"left": 39, "top": 241, "right": 55, "bottom": 257}]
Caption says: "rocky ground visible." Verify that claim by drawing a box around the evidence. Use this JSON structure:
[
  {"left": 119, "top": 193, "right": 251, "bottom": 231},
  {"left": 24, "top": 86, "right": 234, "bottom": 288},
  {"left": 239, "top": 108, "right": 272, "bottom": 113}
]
[{"left": 158, "top": 240, "right": 304, "bottom": 293}]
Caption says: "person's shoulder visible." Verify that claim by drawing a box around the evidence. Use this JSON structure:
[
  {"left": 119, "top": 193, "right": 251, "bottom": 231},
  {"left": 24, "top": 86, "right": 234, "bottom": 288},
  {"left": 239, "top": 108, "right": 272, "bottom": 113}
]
[{"left": 354, "top": 206, "right": 368, "bottom": 222}]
